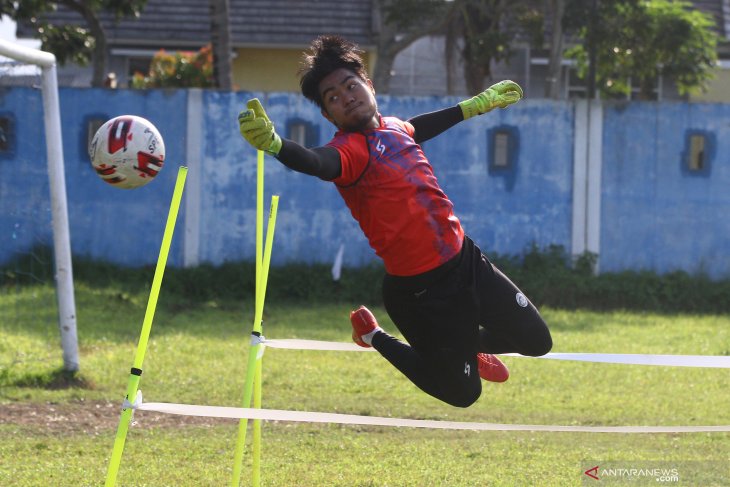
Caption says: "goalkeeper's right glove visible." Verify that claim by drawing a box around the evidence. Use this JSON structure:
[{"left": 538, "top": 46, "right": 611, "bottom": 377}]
[
  {"left": 458, "top": 80, "right": 523, "bottom": 120},
  {"left": 238, "top": 98, "right": 282, "bottom": 155}
]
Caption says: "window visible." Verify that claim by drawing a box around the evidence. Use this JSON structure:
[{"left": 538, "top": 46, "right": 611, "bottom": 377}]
[
  {"left": 487, "top": 125, "right": 519, "bottom": 191},
  {"left": 488, "top": 126, "right": 519, "bottom": 171},
  {"left": 688, "top": 134, "right": 705, "bottom": 171},
  {"left": 493, "top": 132, "right": 511, "bottom": 168},
  {"left": 683, "top": 131, "right": 713, "bottom": 176},
  {"left": 289, "top": 122, "right": 307, "bottom": 146},
  {"left": 84, "top": 115, "right": 108, "bottom": 158},
  {"left": 286, "top": 119, "right": 318, "bottom": 148}
]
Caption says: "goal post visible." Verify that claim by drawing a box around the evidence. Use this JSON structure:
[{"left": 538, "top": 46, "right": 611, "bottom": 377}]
[{"left": 0, "top": 39, "right": 79, "bottom": 372}]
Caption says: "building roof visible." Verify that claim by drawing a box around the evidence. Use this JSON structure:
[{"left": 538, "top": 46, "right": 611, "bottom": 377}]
[
  {"left": 17, "top": 0, "right": 375, "bottom": 50},
  {"left": 15, "top": 0, "right": 728, "bottom": 53}
]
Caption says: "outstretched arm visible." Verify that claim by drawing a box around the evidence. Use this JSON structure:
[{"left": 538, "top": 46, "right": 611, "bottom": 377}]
[
  {"left": 409, "top": 80, "right": 524, "bottom": 144},
  {"left": 277, "top": 140, "right": 341, "bottom": 181},
  {"left": 408, "top": 106, "right": 464, "bottom": 144},
  {"left": 239, "top": 98, "right": 341, "bottom": 180}
]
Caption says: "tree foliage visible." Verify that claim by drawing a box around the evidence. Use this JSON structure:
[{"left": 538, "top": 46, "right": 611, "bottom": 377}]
[
  {"left": 450, "top": 0, "right": 544, "bottom": 93},
  {"left": 378, "top": 0, "right": 719, "bottom": 99},
  {"left": 208, "top": 0, "right": 233, "bottom": 90},
  {"left": 565, "top": 0, "right": 718, "bottom": 99},
  {"left": 1, "top": 0, "right": 147, "bottom": 87},
  {"left": 377, "top": 0, "right": 544, "bottom": 94}
]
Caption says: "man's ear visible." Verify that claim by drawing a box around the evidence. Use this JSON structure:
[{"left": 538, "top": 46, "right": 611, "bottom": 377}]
[{"left": 366, "top": 78, "right": 375, "bottom": 95}]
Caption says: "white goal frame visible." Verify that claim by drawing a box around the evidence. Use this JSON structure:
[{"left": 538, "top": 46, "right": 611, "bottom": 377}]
[{"left": 0, "top": 39, "right": 79, "bottom": 372}]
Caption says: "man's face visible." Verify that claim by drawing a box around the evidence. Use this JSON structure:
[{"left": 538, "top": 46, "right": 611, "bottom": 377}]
[{"left": 318, "top": 68, "right": 379, "bottom": 132}]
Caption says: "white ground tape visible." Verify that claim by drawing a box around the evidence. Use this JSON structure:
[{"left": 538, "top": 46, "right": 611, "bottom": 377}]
[
  {"left": 262, "top": 339, "right": 730, "bottom": 368},
  {"left": 135, "top": 402, "right": 730, "bottom": 433}
]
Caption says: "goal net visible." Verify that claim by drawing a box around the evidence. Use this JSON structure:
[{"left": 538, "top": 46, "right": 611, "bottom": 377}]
[{"left": 0, "top": 39, "right": 79, "bottom": 373}]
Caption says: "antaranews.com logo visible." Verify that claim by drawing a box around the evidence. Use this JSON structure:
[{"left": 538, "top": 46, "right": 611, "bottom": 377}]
[{"left": 581, "top": 461, "right": 726, "bottom": 485}]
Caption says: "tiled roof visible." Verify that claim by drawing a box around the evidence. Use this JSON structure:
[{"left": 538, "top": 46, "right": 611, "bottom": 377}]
[
  {"left": 17, "top": 0, "right": 374, "bottom": 49},
  {"left": 230, "top": 1, "right": 373, "bottom": 47}
]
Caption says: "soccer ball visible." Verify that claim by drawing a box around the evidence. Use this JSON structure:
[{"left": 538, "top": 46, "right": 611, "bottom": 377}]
[{"left": 88, "top": 115, "right": 165, "bottom": 189}]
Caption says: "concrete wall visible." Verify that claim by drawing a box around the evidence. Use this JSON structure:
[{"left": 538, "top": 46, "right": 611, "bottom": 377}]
[
  {"left": 1, "top": 87, "right": 729, "bottom": 278},
  {"left": 601, "top": 101, "right": 730, "bottom": 276}
]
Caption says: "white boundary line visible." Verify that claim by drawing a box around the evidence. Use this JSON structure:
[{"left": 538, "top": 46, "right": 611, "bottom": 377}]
[
  {"left": 135, "top": 402, "right": 730, "bottom": 434},
  {"left": 262, "top": 339, "right": 730, "bottom": 368}
]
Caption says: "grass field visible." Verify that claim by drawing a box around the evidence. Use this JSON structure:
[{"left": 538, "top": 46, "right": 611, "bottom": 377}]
[{"left": 1, "top": 282, "right": 729, "bottom": 486}]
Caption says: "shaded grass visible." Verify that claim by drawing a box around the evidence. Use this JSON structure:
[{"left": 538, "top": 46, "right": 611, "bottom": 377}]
[
  {"left": 4, "top": 367, "right": 94, "bottom": 390},
  {"left": 6, "top": 245, "right": 730, "bottom": 313}
]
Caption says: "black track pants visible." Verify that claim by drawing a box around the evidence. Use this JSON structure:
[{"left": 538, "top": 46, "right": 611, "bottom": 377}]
[{"left": 374, "top": 236, "right": 552, "bottom": 407}]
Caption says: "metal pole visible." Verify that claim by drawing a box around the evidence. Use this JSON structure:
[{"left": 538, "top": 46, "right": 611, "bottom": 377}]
[{"left": 41, "top": 62, "right": 80, "bottom": 372}]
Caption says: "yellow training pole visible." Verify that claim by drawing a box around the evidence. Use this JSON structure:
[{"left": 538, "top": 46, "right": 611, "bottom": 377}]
[
  {"left": 252, "top": 351, "right": 263, "bottom": 486},
  {"left": 253, "top": 195, "right": 277, "bottom": 487},
  {"left": 255, "top": 150, "right": 264, "bottom": 316},
  {"left": 105, "top": 166, "right": 188, "bottom": 487},
  {"left": 231, "top": 149, "right": 264, "bottom": 486},
  {"left": 231, "top": 195, "right": 279, "bottom": 486},
  {"left": 252, "top": 149, "right": 265, "bottom": 485}
]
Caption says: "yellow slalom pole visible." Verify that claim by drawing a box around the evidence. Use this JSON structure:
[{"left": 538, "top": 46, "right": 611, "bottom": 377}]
[
  {"left": 231, "top": 194, "right": 279, "bottom": 486},
  {"left": 253, "top": 195, "right": 277, "bottom": 486},
  {"left": 255, "top": 150, "right": 264, "bottom": 317},
  {"left": 105, "top": 166, "right": 188, "bottom": 487},
  {"left": 252, "top": 348, "right": 263, "bottom": 487},
  {"left": 252, "top": 149, "right": 265, "bottom": 485}
]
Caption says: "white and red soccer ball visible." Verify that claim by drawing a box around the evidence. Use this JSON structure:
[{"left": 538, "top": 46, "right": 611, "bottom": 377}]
[{"left": 88, "top": 115, "right": 165, "bottom": 189}]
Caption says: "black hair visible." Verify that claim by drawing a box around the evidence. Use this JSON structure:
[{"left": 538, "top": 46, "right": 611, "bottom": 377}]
[{"left": 299, "top": 35, "right": 369, "bottom": 108}]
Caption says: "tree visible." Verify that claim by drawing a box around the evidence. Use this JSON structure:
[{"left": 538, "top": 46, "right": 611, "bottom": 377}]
[
  {"left": 544, "top": 0, "right": 566, "bottom": 98},
  {"left": 377, "top": 0, "right": 544, "bottom": 95},
  {"left": 1, "top": 0, "right": 147, "bottom": 87},
  {"left": 444, "top": 0, "right": 544, "bottom": 94},
  {"left": 372, "top": 0, "right": 455, "bottom": 93},
  {"left": 565, "top": 0, "right": 718, "bottom": 99},
  {"left": 209, "top": 0, "right": 232, "bottom": 90},
  {"left": 440, "top": 0, "right": 544, "bottom": 93}
]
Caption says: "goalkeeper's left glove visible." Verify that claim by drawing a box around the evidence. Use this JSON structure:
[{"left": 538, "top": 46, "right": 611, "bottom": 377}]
[
  {"left": 458, "top": 80, "right": 523, "bottom": 120},
  {"left": 238, "top": 98, "right": 282, "bottom": 155}
]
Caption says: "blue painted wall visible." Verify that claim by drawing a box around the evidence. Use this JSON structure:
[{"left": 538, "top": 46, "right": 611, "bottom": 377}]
[
  {"left": 601, "top": 102, "right": 730, "bottom": 277},
  {"left": 0, "top": 87, "right": 52, "bottom": 261},
  {"left": 1, "top": 87, "right": 728, "bottom": 278},
  {"left": 192, "top": 92, "right": 573, "bottom": 268}
]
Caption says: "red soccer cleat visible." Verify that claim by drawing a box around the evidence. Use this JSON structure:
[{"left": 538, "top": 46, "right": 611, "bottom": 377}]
[
  {"left": 477, "top": 353, "right": 510, "bottom": 383},
  {"left": 350, "top": 305, "right": 380, "bottom": 348}
]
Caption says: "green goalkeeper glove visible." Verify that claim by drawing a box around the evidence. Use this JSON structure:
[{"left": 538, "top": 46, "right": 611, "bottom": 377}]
[
  {"left": 238, "top": 98, "right": 282, "bottom": 155},
  {"left": 458, "top": 80, "right": 524, "bottom": 120}
]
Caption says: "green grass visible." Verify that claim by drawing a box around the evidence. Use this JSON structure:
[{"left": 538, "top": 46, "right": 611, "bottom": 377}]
[{"left": 1, "top": 282, "right": 729, "bottom": 486}]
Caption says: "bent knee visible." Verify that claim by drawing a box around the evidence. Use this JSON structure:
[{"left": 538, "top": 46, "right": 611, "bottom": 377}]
[
  {"left": 444, "top": 386, "right": 481, "bottom": 408},
  {"left": 523, "top": 334, "right": 553, "bottom": 357}
]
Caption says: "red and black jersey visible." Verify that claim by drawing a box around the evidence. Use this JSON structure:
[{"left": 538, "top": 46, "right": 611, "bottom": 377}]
[{"left": 327, "top": 116, "right": 464, "bottom": 276}]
